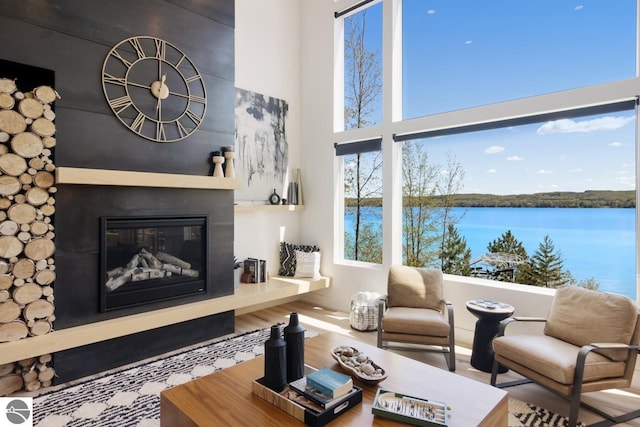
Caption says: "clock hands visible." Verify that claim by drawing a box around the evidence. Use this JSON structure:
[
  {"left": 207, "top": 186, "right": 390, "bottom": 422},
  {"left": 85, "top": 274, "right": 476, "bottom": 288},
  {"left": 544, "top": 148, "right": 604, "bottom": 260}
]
[
  {"left": 150, "top": 74, "right": 169, "bottom": 120},
  {"left": 150, "top": 74, "right": 169, "bottom": 100}
]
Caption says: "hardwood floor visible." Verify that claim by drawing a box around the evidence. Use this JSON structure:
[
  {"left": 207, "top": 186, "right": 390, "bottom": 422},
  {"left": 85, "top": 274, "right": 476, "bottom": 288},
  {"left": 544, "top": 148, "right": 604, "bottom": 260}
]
[{"left": 236, "top": 300, "right": 640, "bottom": 426}]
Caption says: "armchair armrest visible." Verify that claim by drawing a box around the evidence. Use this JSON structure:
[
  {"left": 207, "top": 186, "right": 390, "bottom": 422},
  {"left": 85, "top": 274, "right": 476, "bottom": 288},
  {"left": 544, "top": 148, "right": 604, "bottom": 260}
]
[
  {"left": 497, "top": 316, "right": 547, "bottom": 337},
  {"left": 512, "top": 316, "right": 547, "bottom": 322},
  {"left": 590, "top": 343, "right": 640, "bottom": 350},
  {"left": 574, "top": 342, "right": 640, "bottom": 386}
]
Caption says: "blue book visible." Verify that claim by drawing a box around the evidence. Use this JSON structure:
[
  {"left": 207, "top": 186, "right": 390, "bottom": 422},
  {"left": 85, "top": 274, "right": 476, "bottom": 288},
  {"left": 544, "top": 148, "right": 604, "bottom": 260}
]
[{"left": 305, "top": 367, "right": 353, "bottom": 399}]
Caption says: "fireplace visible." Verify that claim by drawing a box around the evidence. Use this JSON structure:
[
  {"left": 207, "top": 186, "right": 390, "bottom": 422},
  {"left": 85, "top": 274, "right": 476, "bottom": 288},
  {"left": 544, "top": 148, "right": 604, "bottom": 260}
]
[{"left": 100, "top": 215, "right": 208, "bottom": 311}]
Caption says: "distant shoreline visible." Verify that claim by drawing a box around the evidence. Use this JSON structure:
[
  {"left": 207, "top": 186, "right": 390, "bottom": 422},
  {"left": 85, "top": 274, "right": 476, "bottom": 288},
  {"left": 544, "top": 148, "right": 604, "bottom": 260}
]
[{"left": 346, "top": 190, "right": 636, "bottom": 208}]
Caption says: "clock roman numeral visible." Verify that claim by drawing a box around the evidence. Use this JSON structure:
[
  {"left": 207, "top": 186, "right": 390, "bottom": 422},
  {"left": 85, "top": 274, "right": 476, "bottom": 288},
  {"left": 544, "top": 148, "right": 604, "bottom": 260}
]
[
  {"left": 129, "top": 38, "right": 146, "bottom": 59},
  {"left": 103, "top": 73, "right": 126, "bottom": 86},
  {"left": 110, "top": 50, "right": 133, "bottom": 68},
  {"left": 185, "top": 109, "right": 202, "bottom": 126},
  {"left": 108, "top": 96, "right": 132, "bottom": 114},
  {"left": 155, "top": 39, "right": 166, "bottom": 60},
  {"left": 185, "top": 75, "right": 202, "bottom": 84},
  {"left": 189, "top": 94, "right": 206, "bottom": 104},
  {"left": 131, "top": 113, "right": 146, "bottom": 133},
  {"left": 176, "top": 120, "right": 188, "bottom": 138},
  {"left": 156, "top": 122, "right": 167, "bottom": 141},
  {"left": 174, "top": 54, "right": 186, "bottom": 68}
]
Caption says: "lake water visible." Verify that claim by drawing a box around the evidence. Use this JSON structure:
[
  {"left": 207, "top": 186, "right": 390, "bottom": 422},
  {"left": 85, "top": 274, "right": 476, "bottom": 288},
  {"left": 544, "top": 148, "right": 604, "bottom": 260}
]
[{"left": 345, "top": 207, "right": 636, "bottom": 299}]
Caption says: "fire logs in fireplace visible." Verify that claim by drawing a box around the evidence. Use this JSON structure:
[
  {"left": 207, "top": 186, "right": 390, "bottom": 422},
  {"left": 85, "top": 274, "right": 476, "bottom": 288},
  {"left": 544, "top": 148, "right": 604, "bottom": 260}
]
[{"left": 105, "top": 248, "right": 200, "bottom": 292}]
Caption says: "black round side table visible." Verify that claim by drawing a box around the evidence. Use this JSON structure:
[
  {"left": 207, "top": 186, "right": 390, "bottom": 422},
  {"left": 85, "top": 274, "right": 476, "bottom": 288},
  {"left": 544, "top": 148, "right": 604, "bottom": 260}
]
[{"left": 465, "top": 299, "right": 515, "bottom": 373}]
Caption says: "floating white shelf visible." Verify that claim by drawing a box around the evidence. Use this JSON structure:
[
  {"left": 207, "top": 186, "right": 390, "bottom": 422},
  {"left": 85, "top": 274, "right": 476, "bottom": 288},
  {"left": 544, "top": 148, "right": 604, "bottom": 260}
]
[{"left": 234, "top": 204, "right": 305, "bottom": 213}]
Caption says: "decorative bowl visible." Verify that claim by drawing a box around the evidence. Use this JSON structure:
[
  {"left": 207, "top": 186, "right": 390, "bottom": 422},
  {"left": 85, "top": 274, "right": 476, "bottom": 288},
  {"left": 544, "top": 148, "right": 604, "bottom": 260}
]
[{"left": 331, "top": 345, "right": 388, "bottom": 383}]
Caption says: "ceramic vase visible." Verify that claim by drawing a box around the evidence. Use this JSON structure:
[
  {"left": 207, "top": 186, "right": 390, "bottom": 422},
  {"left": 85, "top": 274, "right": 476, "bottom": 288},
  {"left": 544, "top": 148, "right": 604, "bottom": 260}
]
[
  {"left": 264, "top": 324, "right": 287, "bottom": 392},
  {"left": 284, "top": 312, "right": 305, "bottom": 382},
  {"left": 222, "top": 146, "right": 236, "bottom": 178},
  {"left": 212, "top": 151, "right": 224, "bottom": 177}
]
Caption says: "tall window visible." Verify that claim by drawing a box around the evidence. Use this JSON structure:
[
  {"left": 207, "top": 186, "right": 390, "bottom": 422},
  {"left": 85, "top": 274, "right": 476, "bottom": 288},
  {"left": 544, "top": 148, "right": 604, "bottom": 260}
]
[
  {"left": 402, "top": 0, "right": 637, "bottom": 118},
  {"left": 343, "top": 2, "right": 383, "bottom": 130},
  {"left": 338, "top": 1, "right": 384, "bottom": 264},
  {"left": 339, "top": 140, "right": 383, "bottom": 264}
]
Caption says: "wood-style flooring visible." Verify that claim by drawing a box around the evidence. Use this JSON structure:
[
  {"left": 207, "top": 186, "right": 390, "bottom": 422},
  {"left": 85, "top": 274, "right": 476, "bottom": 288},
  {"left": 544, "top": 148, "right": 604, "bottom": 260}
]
[{"left": 236, "top": 300, "right": 640, "bottom": 426}]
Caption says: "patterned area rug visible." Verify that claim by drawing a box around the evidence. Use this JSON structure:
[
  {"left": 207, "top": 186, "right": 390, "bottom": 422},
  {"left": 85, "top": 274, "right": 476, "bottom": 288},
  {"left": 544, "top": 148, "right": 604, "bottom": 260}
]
[
  {"left": 29, "top": 328, "right": 583, "bottom": 426},
  {"left": 509, "top": 397, "right": 586, "bottom": 427},
  {"left": 32, "top": 328, "right": 275, "bottom": 427}
]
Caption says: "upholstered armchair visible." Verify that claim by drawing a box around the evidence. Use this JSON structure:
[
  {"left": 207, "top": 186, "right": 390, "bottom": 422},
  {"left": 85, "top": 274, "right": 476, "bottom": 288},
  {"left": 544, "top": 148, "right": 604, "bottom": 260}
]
[
  {"left": 491, "top": 285, "right": 640, "bottom": 427},
  {"left": 377, "top": 265, "right": 455, "bottom": 371}
]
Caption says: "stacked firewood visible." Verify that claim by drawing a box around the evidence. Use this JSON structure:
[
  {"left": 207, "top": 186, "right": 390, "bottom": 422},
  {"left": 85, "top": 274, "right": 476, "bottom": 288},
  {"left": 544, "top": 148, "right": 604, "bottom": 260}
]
[
  {"left": 0, "top": 354, "right": 54, "bottom": 395},
  {"left": 0, "top": 77, "right": 58, "bottom": 395}
]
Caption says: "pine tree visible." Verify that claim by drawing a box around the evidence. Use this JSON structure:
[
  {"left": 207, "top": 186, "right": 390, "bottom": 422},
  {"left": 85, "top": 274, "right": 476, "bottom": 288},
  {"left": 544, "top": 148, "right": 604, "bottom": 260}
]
[
  {"left": 522, "top": 235, "right": 568, "bottom": 288},
  {"left": 486, "top": 230, "right": 528, "bottom": 282},
  {"left": 441, "top": 224, "right": 471, "bottom": 275},
  {"left": 487, "top": 230, "right": 528, "bottom": 257}
]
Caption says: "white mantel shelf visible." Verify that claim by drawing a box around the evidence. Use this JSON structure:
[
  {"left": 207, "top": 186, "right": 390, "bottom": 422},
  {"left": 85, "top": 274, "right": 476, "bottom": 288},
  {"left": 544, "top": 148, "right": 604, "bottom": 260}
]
[
  {"left": 55, "top": 167, "right": 240, "bottom": 190},
  {"left": 0, "top": 276, "right": 330, "bottom": 365}
]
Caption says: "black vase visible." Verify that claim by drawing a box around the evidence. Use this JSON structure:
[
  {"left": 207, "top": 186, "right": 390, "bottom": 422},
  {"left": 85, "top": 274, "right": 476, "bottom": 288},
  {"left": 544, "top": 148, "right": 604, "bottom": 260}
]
[
  {"left": 264, "top": 324, "right": 287, "bottom": 392},
  {"left": 284, "top": 312, "right": 305, "bottom": 382}
]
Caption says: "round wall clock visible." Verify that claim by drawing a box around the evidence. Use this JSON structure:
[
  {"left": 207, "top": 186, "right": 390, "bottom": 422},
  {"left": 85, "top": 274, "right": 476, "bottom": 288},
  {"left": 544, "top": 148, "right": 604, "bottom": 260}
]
[{"left": 101, "top": 36, "right": 207, "bottom": 142}]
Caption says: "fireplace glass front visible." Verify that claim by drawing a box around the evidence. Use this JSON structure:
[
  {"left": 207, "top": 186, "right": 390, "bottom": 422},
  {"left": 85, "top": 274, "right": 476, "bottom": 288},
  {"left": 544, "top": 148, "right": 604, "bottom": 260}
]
[{"left": 100, "top": 215, "right": 208, "bottom": 311}]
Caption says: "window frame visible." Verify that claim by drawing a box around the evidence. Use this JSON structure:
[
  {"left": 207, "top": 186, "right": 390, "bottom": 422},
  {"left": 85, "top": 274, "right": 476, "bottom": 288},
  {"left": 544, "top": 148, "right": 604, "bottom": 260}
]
[{"left": 333, "top": 0, "right": 640, "bottom": 301}]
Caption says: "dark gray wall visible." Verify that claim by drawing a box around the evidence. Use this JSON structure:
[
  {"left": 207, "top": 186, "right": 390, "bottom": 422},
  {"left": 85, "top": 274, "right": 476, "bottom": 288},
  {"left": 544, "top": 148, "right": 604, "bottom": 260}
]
[{"left": 0, "top": 0, "right": 237, "bottom": 382}]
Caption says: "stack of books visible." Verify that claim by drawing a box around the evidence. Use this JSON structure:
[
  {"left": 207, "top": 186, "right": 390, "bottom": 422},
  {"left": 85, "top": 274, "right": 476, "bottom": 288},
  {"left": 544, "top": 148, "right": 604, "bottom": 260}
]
[
  {"left": 242, "top": 258, "right": 266, "bottom": 283},
  {"left": 252, "top": 365, "right": 362, "bottom": 426},
  {"left": 289, "top": 367, "right": 356, "bottom": 409}
]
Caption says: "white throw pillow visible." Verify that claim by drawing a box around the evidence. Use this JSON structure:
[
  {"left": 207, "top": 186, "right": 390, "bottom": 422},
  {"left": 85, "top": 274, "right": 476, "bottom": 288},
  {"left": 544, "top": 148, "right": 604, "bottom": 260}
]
[{"left": 294, "top": 250, "right": 321, "bottom": 278}]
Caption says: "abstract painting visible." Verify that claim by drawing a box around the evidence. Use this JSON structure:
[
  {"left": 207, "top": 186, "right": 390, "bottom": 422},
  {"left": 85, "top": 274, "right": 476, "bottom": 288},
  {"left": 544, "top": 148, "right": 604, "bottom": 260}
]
[{"left": 235, "top": 88, "right": 289, "bottom": 202}]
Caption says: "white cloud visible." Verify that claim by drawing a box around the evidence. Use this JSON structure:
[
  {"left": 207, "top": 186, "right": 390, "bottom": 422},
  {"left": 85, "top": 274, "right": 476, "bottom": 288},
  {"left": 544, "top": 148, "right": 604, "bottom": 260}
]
[
  {"left": 465, "top": 40, "right": 472, "bottom": 45},
  {"left": 575, "top": 5, "right": 584, "bottom": 10},
  {"left": 609, "top": 141, "right": 623, "bottom": 147},
  {"left": 427, "top": 9, "right": 436, "bottom": 15},
  {"left": 568, "top": 168, "right": 582, "bottom": 173},
  {"left": 484, "top": 145, "right": 504, "bottom": 154},
  {"left": 487, "top": 168, "right": 497, "bottom": 173},
  {"left": 536, "top": 116, "right": 634, "bottom": 134},
  {"left": 506, "top": 155, "right": 523, "bottom": 161},
  {"left": 536, "top": 169, "right": 553, "bottom": 174}
]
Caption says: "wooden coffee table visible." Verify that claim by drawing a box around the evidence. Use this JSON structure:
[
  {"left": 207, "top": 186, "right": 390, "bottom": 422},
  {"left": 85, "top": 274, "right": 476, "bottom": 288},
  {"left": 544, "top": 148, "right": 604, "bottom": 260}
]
[{"left": 160, "top": 332, "right": 507, "bottom": 426}]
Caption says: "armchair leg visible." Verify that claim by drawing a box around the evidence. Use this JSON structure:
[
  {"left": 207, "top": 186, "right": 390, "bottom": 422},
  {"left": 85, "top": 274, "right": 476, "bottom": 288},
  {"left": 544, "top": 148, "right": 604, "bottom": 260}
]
[
  {"left": 490, "top": 359, "right": 499, "bottom": 386},
  {"left": 490, "top": 359, "right": 532, "bottom": 389},
  {"left": 447, "top": 348, "right": 455, "bottom": 372},
  {"left": 447, "top": 322, "right": 456, "bottom": 372},
  {"left": 568, "top": 388, "right": 581, "bottom": 427}
]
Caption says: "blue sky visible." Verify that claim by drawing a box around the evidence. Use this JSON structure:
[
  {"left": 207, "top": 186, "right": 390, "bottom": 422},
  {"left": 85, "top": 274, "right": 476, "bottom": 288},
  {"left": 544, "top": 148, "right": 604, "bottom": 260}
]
[
  {"left": 401, "top": 0, "right": 636, "bottom": 116},
  {"left": 353, "top": 1, "right": 637, "bottom": 195},
  {"left": 423, "top": 113, "right": 636, "bottom": 195}
]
